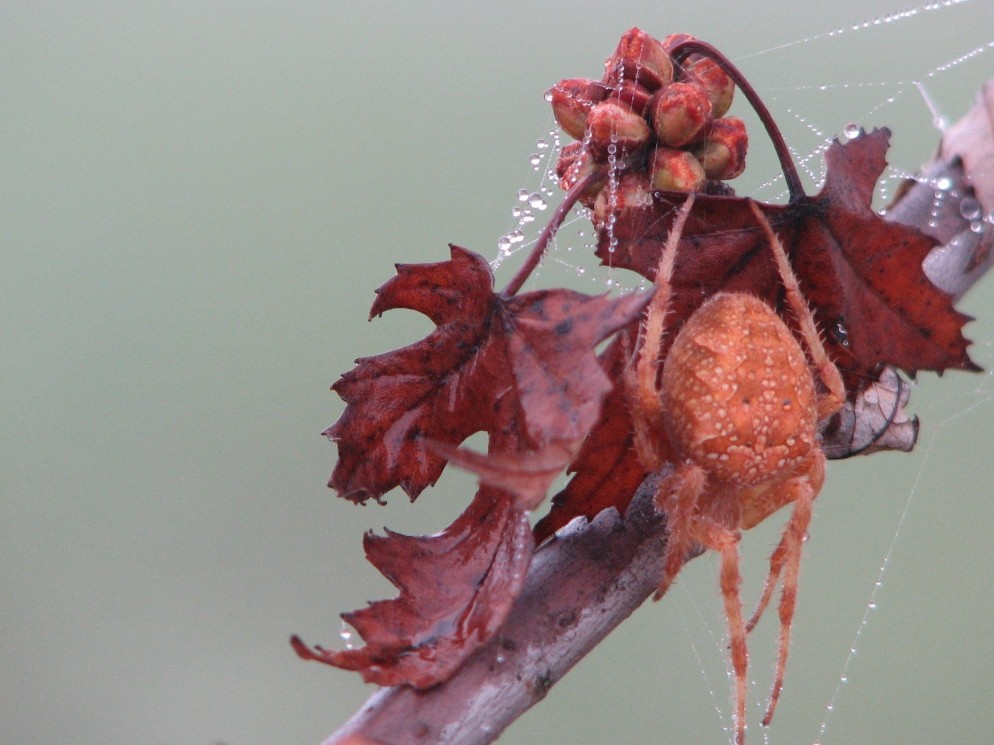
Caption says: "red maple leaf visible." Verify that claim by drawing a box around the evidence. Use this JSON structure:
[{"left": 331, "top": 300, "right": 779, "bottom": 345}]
[
  {"left": 326, "top": 244, "right": 650, "bottom": 505},
  {"left": 595, "top": 128, "right": 976, "bottom": 385}
]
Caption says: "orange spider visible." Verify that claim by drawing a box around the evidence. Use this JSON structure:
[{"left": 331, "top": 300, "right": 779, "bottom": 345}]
[{"left": 628, "top": 195, "right": 845, "bottom": 745}]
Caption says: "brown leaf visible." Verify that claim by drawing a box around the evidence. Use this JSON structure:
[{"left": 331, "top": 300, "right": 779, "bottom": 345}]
[
  {"left": 941, "top": 79, "right": 994, "bottom": 220},
  {"left": 821, "top": 366, "right": 918, "bottom": 458},
  {"left": 292, "top": 488, "right": 533, "bottom": 688}
]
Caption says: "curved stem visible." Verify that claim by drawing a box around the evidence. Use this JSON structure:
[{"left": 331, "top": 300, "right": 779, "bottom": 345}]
[
  {"left": 671, "top": 39, "right": 806, "bottom": 202},
  {"left": 502, "top": 165, "right": 607, "bottom": 297}
]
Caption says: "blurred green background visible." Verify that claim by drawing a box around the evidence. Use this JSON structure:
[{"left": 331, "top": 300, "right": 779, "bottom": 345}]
[{"left": 3, "top": 2, "right": 992, "bottom": 744}]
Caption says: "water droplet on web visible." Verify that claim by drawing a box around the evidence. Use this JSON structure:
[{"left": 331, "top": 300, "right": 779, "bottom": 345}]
[
  {"left": 935, "top": 176, "right": 953, "bottom": 191},
  {"left": 509, "top": 230, "right": 525, "bottom": 244},
  {"left": 498, "top": 235, "right": 512, "bottom": 251},
  {"left": 520, "top": 212, "right": 535, "bottom": 224},
  {"left": 868, "top": 602, "right": 877, "bottom": 609},
  {"left": 511, "top": 206, "right": 522, "bottom": 218},
  {"left": 517, "top": 188, "right": 530, "bottom": 202},
  {"left": 959, "top": 196, "right": 981, "bottom": 220},
  {"left": 843, "top": 123, "right": 860, "bottom": 139},
  {"left": 536, "top": 139, "right": 549, "bottom": 150},
  {"left": 529, "top": 153, "right": 541, "bottom": 167},
  {"left": 528, "top": 193, "right": 548, "bottom": 210}
]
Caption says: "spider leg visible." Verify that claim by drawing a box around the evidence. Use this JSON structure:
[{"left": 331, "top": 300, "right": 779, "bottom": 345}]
[
  {"left": 626, "top": 193, "right": 698, "bottom": 470},
  {"left": 654, "top": 464, "right": 705, "bottom": 599},
  {"left": 696, "top": 518, "right": 749, "bottom": 745},
  {"left": 634, "top": 194, "right": 697, "bottom": 423},
  {"left": 745, "top": 534, "right": 787, "bottom": 635},
  {"left": 748, "top": 200, "right": 845, "bottom": 419},
  {"left": 761, "top": 470, "right": 818, "bottom": 726}
]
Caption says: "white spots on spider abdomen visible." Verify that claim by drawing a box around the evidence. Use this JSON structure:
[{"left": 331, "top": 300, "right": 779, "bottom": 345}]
[{"left": 661, "top": 293, "right": 818, "bottom": 487}]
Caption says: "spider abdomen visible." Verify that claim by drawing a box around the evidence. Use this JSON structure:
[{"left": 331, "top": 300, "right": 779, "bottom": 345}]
[{"left": 661, "top": 292, "right": 818, "bottom": 487}]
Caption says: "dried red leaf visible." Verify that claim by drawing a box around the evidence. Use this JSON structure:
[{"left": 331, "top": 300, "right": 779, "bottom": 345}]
[
  {"left": 292, "top": 487, "right": 533, "bottom": 688},
  {"left": 326, "top": 244, "right": 650, "bottom": 505},
  {"left": 533, "top": 337, "right": 654, "bottom": 542},
  {"left": 596, "top": 128, "right": 976, "bottom": 385}
]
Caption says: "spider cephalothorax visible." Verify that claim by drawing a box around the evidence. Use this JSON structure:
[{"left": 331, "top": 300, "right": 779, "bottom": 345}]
[{"left": 628, "top": 195, "right": 845, "bottom": 745}]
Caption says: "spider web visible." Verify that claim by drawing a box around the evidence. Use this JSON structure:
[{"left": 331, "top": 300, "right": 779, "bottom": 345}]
[{"left": 485, "top": 3, "right": 994, "bottom": 744}]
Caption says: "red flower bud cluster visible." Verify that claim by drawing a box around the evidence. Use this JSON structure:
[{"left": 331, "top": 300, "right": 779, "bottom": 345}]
[{"left": 550, "top": 29, "right": 748, "bottom": 214}]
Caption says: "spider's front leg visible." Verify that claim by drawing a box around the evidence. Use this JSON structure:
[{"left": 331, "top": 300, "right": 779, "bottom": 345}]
[{"left": 626, "top": 193, "right": 697, "bottom": 469}]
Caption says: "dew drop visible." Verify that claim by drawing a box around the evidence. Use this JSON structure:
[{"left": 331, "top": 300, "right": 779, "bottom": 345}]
[
  {"left": 959, "top": 196, "right": 981, "bottom": 220},
  {"left": 543, "top": 89, "right": 553, "bottom": 102},
  {"left": 511, "top": 206, "right": 522, "bottom": 218},
  {"left": 536, "top": 138, "right": 549, "bottom": 150},
  {"left": 509, "top": 230, "right": 525, "bottom": 244},
  {"left": 340, "top": 621, "right": 353, "bottom": 648},
  {"left": 517, "top": 188, "right": 530, "bottom": 202},
  {"left": 497, "top": 236, "right": 512, "bottom": 251},
  {"left": 868, "top": 602, "right": 877, "bottom": 609},
  {"left": 528, "top": 193, "right": 548, "bottom": 210},
  {"left": 529, "top": 153, "right": 541, "bottom": 167},
  {"left": 970, "top": 221, "right": 985, "bottom": 234},
  {"left": 843, "top": 123, "right": 860, "bottom": 139},
  {"left": 935, "top": 176, "right": 953, "bottom": 191}
]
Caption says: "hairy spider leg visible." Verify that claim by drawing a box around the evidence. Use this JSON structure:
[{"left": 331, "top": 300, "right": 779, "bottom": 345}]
[
  {"left": 748, "top": 200, "right": 845, "bottom": 417},
  {"left": 628, "top": 192, "right": 697, "bottom": 467}
]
